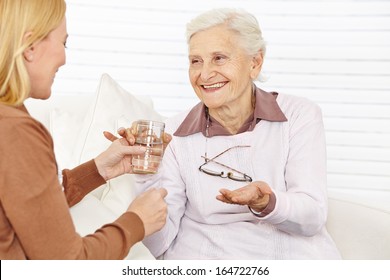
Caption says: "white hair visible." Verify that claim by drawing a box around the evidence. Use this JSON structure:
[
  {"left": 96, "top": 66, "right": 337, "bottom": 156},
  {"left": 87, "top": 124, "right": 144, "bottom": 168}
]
[{"left": 186, "top": 8, "right": 266, "bottom": 57}]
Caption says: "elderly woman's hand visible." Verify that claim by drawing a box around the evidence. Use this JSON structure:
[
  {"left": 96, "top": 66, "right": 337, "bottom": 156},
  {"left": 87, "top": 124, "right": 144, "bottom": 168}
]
[{"left": 216, "top": 181, "right": 273, "bottom": 212}]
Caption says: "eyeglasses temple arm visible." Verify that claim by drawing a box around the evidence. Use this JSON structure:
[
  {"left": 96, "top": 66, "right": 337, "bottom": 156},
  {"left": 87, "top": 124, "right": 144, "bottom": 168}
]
[{"left": 200, "top": 155, "right": 250, "bottom": 178}]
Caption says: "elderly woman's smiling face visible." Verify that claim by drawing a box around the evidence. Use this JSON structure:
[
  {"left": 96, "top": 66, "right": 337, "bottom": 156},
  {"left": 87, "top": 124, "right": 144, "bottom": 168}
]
[{"left": 188, "top": 24, "right": 262, "bottom": 111}]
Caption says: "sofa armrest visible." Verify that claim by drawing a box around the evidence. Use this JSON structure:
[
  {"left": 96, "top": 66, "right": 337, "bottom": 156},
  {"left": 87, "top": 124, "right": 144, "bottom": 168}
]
[{"left": 327, "top": 197, "right": 390, "bottom": 259}]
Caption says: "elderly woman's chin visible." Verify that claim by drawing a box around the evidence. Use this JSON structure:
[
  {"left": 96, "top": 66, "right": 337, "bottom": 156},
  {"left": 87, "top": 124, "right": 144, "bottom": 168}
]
[{"left": 201, "top": 99, "right": 225, "bottom": 110}]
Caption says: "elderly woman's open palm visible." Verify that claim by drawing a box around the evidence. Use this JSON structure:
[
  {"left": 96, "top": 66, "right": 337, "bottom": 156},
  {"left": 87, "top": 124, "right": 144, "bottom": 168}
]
[{"left": 216, "top": 181, "right": 273, "bottom": 212}]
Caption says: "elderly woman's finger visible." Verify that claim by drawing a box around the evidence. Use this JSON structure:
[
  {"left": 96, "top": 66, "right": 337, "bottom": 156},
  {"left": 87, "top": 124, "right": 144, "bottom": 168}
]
[
  {"left": 218, "top": 186, "right": 261, "bottom": 205},
  {"left": 118, "top": 127, "right": 136, "bottom": 145},
  {"left": 217, "top": 189, "right": 241, "bottom": 204},
  {"left": 162, "top": 132, "right": 172, "bottom": 151},
  {"left": 216, "top": 193, "right": 231, "bottom": 203},
  {"left": 103, "top": 131, "right": 119, "bottom": 142},
  {"left": 130, "top": 122, "right": 138, "bottom": 135},
  {"left": 163, "top": 132, "right": 172, "bottom": 144}
]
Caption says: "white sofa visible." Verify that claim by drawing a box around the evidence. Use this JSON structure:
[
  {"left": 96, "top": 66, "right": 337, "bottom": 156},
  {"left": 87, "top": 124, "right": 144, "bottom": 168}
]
[{"left": 25, "top": 74, "right": 390, "bottom": 260}]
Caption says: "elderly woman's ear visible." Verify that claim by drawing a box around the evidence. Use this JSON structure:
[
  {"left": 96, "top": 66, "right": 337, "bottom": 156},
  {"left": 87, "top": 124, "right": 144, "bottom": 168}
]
[{"left": 250, "top": 51, "right": 264, "bottom": 80}]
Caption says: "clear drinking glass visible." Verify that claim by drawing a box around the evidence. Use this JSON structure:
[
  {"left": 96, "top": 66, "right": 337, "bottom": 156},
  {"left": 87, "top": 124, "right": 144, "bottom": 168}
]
[{"left": 132, "top": 120, "right": 165, "bottom": 174}]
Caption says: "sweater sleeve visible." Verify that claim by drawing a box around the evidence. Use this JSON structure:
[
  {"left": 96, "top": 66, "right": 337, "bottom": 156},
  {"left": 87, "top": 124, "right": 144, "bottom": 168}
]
[
  {"left": 62, "top": 160, "right": 106, "bottom": 207},
  {"left": 257, "top": 99, "right": 329, "bottom": 236}
]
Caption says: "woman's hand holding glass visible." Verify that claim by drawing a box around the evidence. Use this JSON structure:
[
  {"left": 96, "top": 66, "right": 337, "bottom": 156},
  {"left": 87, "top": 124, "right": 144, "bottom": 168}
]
[
  {"left": 216, "top": 181, "right": 273, "bottom": 212},
  {"left": 101, "top": 125, "right": 172, "bottom": 176},
  {"left": 104, "top": 125, "right": 172, "bottom": 153},
  {"left": 94, "top": 137, "right": 147, "bottom": 181}
]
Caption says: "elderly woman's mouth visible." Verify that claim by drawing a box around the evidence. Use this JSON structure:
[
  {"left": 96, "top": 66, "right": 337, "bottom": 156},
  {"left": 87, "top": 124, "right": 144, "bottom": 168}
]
[{"left": 201, "top": 82, "right": 227, "bottom": 90}]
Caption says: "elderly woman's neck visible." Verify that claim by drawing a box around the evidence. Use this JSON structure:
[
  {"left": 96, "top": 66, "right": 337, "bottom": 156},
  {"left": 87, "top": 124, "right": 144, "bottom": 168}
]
[{"left": 209, "top": 95, "right": 255, "bottom": 135}]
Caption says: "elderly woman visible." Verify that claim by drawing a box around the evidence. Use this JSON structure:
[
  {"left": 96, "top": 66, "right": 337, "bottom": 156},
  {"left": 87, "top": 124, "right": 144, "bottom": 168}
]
[{"left": 136, "top": 8, "right": 341, "bottom": 259}]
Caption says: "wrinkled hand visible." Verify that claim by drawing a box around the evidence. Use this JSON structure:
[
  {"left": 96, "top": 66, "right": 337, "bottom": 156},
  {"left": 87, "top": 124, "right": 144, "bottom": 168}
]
[
  {"left": 128, "top": 188, "right": 168, "bottom": 237},
  {"left": 216, "top": 181, "right": 273, "bottom": 212},
  {"left": 94, "top": 137, "right": 146, "bottom": 180}
]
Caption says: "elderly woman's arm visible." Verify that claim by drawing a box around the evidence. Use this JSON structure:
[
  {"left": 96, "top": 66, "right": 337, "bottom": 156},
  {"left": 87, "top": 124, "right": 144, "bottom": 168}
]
[{"left": 217, "top": 102, "right": 329, "bottom": 237}]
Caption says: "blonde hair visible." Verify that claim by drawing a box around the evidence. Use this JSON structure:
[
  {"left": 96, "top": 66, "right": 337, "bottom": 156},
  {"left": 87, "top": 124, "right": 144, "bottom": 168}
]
[
  {"left": 0, "top": 0, "right": 66, "bottom": 106},
  {"left": 186, "top": 8, "right": 266, "bottom": 58}
]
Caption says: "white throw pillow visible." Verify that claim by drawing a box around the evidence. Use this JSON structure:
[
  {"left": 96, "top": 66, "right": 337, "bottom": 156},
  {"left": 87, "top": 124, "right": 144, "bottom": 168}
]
[
  {"left": 73, "top": 73, "right": 164, "bottom": 165},
  {"left": 51, "top": 73, "right": 164, "bottom": 259},
  {"left": 50, "top": 107, "right": 85, "bottom": 174}
]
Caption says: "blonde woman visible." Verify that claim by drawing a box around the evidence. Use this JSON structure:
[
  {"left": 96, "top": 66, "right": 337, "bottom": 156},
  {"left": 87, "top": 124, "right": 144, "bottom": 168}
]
[{"left": 0, "top": 0, "right": 167, "bottom": 259}]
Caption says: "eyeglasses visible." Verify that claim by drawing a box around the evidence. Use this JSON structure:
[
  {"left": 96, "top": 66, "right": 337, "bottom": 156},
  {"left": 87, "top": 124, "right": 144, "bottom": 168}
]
[{"left": 198, "top": 145, "right": 253, "bottom": 182}]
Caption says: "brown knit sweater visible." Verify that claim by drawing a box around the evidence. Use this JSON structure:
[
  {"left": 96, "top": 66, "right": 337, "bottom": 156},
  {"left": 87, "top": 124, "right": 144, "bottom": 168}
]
[{"left": 0, "top": 103, "right": 144, "bottom": 259}]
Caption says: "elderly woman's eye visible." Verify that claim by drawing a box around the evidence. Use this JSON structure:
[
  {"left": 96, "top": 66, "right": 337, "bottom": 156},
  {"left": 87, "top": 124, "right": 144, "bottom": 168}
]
[
  {"left": 191, "top": 58, "right": 201, "bottom": 64},
  {"left": 214, "top": 55, "right": 226, "bottom": 63}
]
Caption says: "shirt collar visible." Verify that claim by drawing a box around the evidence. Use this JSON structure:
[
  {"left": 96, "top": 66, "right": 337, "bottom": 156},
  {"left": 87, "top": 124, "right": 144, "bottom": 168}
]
[{"left": 174, "top": 85, "right": 287, "bottom": 137}]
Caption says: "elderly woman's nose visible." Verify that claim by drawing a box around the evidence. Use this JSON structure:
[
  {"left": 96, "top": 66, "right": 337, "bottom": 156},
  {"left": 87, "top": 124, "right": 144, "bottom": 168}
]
[{"left": 200, "top": 62, "right": 217, "bottom": 81}]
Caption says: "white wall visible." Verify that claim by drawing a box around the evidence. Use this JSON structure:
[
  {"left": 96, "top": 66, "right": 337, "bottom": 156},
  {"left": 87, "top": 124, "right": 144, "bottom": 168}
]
[{"left": 57, "top": 0, "right": 390, "bottom": 207}]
